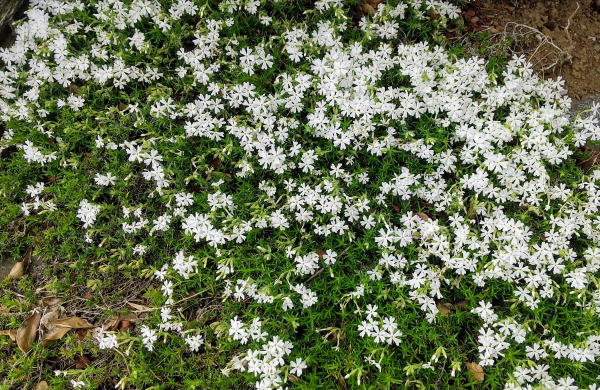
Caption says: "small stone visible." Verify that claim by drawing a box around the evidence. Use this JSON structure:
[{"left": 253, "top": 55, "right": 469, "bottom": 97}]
[
  {"left": 597, "top": 67, "right": 600, "bottom": 74},
  {"left": 594, "top": 44, "right": 600, "bottom": 52},
  {"left": 490, "top": 27, "right": 499, "bottom": 34}
]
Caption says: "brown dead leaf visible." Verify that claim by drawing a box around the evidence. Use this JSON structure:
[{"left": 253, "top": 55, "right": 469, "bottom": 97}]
[
  {"left": 361, "top": 3, "right": 376, "bottom": 16},
  {"left": 206, "top": 157, "right": 222, "bottom": 180},
  {"left": 118, "top": 102, "right": 126, "bottom": 111},
  {"left": 103, "top": 316, "right": 121, "bottom": 331},
  {"left": 40, "top": 304, "right": 66, "bottom": 346},
  {"left": 437, "top": 302, "right": 454, "bottom": 316},
  {"left": 578, "top": 150, "right": 600, "bottom": 173},
  {"left": 17, "top": 311, "right": 41, "bottom": 353},
  {"left": 118, "top": 320, "right": 133, "bottom": 332},
  {"left": 41, "top": 305, "right": 63, "bottom": 328},
  {"left": 127, "top": 302, "right": 156, "bottom": 312},
  {"left": 41, "top": 308, "right": 84, "bottom": 346},
  {"left": 82, "top": 293, "right": 93, "bottom": 300},
  {"left": 454, "top": 300, "right": 469, "bottom": 310},
  {"left": 0, "top": 329, "right": 18, "bottom": 341},
  {"left": 49, "top": 317, "right": 96, "bottom": 329},
  {"left": 287, "top": 374, "right": 301, "bottom": 384},
  {"left": 210, "top": 157, "right": 222, "bottom": 171},
  {"left": 352, "top": 9, "right": 365, "bottom": 27},
  {"left": 392, "top": 204, "right": 401, "bottom": 213},
  {"left": 316, "top": 250, "right": 326, "bottom": 259},
  {"left": 35, "top": 381, "right": 49, "bottom": 390},
  {"left": 467, "top": 362, "right": 484, "bottom": 382},
  {"left": 76, "top": 328, "right": 89, "bottom": 341},
  {"left": 8, "top": 261, "right": 25, "bottom": 279},
  {"left": 338, "top": 374, "right": 348, "bottom": 390},
  {"left": 122, "top": 313, "right": 141, "bottom": 322},
  {"left": 207, "top": 171, "right": 231, "bottom": 181},
  {"left": 364, "top": 0, "right": 384, "bottom": 7},
  {"left": 76, "top": 356, "right": 91, "bottom": 369},
  {"left": 42, "top": 327, "right": 71, "bottom": 347},
  {"left": 413, "top": 212, "right": 429, "bottom": 221},
  {"left": 67, "top": 84, "right": 79, "bottom": 94},
  {"left": 40, "top": 296, "right": 62, "bottom": 309}
]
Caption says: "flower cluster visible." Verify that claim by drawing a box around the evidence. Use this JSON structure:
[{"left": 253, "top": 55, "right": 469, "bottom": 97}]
[{"left": 3, "top": 0, "right": 600, "bottom": 388}]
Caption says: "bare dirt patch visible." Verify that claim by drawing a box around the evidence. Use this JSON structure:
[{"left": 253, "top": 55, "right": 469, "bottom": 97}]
[{"left": 456, "top": 0, "right": 600, "bottom": 100}]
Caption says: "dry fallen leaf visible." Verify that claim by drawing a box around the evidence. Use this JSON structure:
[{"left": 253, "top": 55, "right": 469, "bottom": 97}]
[
  {"left": 8, "top": 261, "right": 25, "bottom": 279},
  {"left": 0, "top": 329, "right": 18, "bottom": 341},
  {"left": 127, "top": 302, "right": 156, "bottom": 312},
  {"left": 35, "top": 381, "right": 49, "bottom": 390},
  {"left": 352, "top": 10, "right": 365, "bottom": 27},
  {"left": 467, "top": 362, "right": 484, "bottom": 382},
  {"left": 287, "top": 373, "right": 301, "bottom": 384},
  {"left": 17, "top": 311, "right": 41, "bottom": 353},
  {"left": 338, "top": 374, "right": 348, "bottom": 390},
  {"left": 361, "top": 3, "right": 376, "bottom": 16},
  {"left": 210, "top": 157, "right": 222, "bottom": 171},
  {"left": 207, "top": 171, "right": 231, "bottom": 180},
  {"left": 40, "top": 304, "right": 67, "bottom": 346},
  {"left": 103, "top": 316, "right": 122, "bottom": 331},
  {"left": 118, "top": 320, "right": 133, "bottom": 332},
  {"left": 42, "top": 327, "right": 71, "bottom": 347},
  {"left": 48, "top": 317, "right": 96, "bottom": 329},
  {"left": 454, "top": 300, "right": 469, "bottom": 310},
  {"left": 364, "top": 0, "right": 384, "bottom": 7},
  {"left": 40, "top": 296, "right": 62, "bottom": 309},
  {"left": 76, "top": 328, "right": 89, "bottom": 341},
  {"left": 578, "top": 150, "right": 600, "bottom": 173},
  {"left": 41, "top": 305, "right": 63, "bottom": 328},
  {"left": 437, "top": 302, "right": 454, "bottom": 316},
  {"left": 66, "top": 83, "right": 79, "bottom": 94},
  {"left": 414, "top": 211, "right": 429, "bottom": 221},
  {"left": 207, "top": 157, "right": 222, "bottom": 180},
  {"left": 76, "top": 356, "right": 91, "bottom": 369},
  {"left": 122, "top": 313, "right": 141, "bottom": 322}
]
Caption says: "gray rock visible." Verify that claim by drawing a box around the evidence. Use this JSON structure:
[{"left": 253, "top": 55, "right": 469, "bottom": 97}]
[
  {"left": 0, "top": 0, "right": 29, "bottom": 49},
  {"left": 570, "top": 94, "right": 600, "bottom": 120}
]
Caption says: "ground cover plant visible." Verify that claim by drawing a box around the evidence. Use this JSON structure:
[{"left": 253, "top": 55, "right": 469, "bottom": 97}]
[{"left": 1, "top": 0, "right": 600, "bottom": 388}]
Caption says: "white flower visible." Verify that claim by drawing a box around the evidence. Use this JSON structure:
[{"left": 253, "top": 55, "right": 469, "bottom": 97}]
[
  {"left": 97, "top": 331, "right": 118, "bottom": 349},
  {"left": 141, "top": 326, "right": 157, "bottom": 351},
  {"left": 289, "top": 358, "right": 307, "bottom": 376},
  {"left": 282, "top": 297, "right": 293, "bottom": 311},
  {"left": 185, "top": 334, "right": 204, "bottom": 352}
]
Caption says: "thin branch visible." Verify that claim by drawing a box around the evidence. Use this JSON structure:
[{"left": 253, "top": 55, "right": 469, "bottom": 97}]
[{"left": 305, "top": 245, "right": 351, "bottom": 284}]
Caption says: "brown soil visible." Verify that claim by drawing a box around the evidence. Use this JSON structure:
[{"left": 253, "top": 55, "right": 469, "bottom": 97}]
[{"left": 457, "top": 0, "right": 600, "bottom": 100}]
